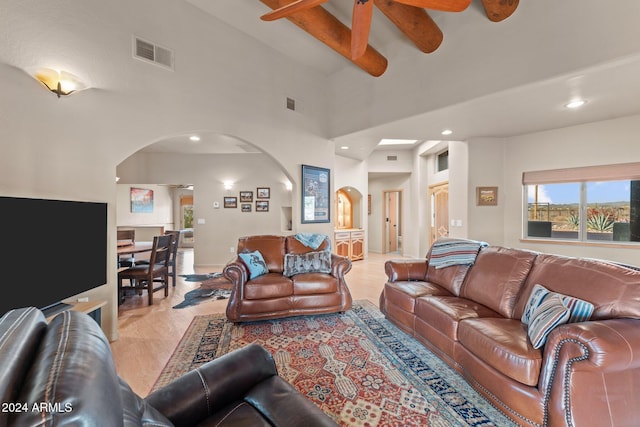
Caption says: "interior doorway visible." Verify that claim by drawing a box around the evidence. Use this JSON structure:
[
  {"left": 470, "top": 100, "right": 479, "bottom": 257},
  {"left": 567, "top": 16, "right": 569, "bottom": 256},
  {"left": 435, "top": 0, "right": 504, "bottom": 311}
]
[
  {"left": 428, "top": 182, "right": 449, "bottom": 246},
  {"left": 382, "top": 190, "right": 402, "bottom": 254}
]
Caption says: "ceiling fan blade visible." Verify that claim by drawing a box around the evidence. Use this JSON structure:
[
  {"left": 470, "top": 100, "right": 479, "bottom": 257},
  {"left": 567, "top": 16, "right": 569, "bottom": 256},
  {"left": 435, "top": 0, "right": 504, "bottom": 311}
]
[
  {"left": 260, "top": 0, "right": 329, "bottom": 21},
  {"left": 481, "top": 0, "right": 519, "bottom": 22},
  {"left": 392, "top": 0, "right": 471, "bottom": 13},
  {"left": 351, "top": 0, "right": 375, "bottom": 59}
]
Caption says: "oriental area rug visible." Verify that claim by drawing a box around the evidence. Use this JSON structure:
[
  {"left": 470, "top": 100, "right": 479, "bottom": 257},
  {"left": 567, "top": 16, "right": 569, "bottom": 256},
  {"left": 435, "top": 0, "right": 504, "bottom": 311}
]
[{"left": 153, "top": 300, "right": 515, "bottom": 426}]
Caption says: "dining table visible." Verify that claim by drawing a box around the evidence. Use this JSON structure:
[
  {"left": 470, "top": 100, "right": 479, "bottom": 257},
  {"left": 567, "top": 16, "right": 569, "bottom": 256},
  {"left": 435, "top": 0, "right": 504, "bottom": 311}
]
[{"left": 117, "top": 240, "right": 153, "bottom": 255}]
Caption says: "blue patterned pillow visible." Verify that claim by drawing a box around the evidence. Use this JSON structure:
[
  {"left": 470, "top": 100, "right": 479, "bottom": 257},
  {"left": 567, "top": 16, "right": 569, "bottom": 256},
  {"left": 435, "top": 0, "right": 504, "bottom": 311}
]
[
  {"left": 522, "top": 284, "right": 594, "bottom": 325},
  {"left": 527, "top": 294, "right": 571, "bottom": 349},
  {"left": 239, "top": 250, "right": 269, "bottom": 279}
]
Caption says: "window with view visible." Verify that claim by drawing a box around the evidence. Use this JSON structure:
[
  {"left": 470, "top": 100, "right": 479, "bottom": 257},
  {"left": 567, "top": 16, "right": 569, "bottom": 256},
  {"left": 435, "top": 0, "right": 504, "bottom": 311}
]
[{"left": 523, "top": 163, "right": 640, "bottom": 243}]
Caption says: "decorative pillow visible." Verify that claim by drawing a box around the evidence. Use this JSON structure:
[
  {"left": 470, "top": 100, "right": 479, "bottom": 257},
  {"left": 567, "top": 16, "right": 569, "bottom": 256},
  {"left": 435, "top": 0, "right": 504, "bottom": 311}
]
[
  {"left": 238, "top": 250, "right": 269, "bottom": 279},
  {"left": 522, "top": 284, "right": 594, "bottom": 325},
  {"left": 527, "top": 294, "right": 571, "bottom": 349},
  {"left": 283, "top": 251, "right": 332, "bottom": 277}
]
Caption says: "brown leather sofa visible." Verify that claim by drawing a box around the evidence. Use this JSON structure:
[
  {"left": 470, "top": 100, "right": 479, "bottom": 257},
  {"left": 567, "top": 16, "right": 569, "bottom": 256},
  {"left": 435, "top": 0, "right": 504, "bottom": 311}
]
[
  {"left": 224, "top": 235, "right": 352, "bottom": 322},
  {"left": 0, "top": 307, "right": 338, "bottom": 427},
  {"left": 380, "top": 238, "right": 640, "bottom": 427}
]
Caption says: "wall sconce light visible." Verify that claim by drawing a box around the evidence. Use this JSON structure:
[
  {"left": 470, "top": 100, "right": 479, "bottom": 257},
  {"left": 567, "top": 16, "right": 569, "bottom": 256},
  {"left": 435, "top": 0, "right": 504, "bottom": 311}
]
[
  {"left": 33, "top": 68, "right": 86, "bottom": 98},
  {"left": 223, "top": 181, "right": 234, "bottom": 190},
  {"left": 285, "top": 181, "right": 293, "bottom": 191}
]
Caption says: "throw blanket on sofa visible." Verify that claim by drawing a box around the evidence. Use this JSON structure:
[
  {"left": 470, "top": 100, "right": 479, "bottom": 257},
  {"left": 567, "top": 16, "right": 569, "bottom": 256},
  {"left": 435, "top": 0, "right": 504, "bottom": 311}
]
[
  {"left": 430, "top": 239, "right": 489, "bottom": 269},
  {"left": 294, "top": 233, "right": 330, "bottom": 251}
]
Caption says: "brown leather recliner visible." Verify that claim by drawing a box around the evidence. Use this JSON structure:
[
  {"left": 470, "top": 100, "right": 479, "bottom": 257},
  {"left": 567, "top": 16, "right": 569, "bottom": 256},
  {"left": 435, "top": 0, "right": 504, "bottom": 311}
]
[
  {"left": 0, "top": 307, "right": 339, "bottom": 427},
  {"left": 224, "top": 235, "right": 352, "bottom": 322}
]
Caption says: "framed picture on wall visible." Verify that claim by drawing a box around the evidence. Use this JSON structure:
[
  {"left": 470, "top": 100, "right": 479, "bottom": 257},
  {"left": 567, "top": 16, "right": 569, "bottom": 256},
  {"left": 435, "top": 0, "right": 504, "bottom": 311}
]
[
  {"left": 476, "top": 186, "right": 498, "bottom": 206},
  {"left": 257, "top": 187, "right": 270, "bottom": 199},
  {"left": 130, "top": 187, "right": 154, "bottom": 213},
  {"left": 241, "top": 203, "right": 252, "bottom": 212},
  {"left": 301, "top": 164, "right": 330, "bottom": 223},
  {"left": 256, "top": 200, "right": 269, "bottom": 212},
  {"left": 239, "top": 191, "right": 253, "bottom": 202},
  {"left": 224, "top": 197, "right": 237, "bottom": 208}
]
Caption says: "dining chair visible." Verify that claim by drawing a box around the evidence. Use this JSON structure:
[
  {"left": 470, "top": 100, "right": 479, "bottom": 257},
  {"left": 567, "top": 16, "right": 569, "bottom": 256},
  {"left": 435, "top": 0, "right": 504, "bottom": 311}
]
[
  {"left": 117, "top": 229, "right": 136, "bottom": 268},
  {"left": 134, "top": 230, "right": 180, "bottom": 287},
  {"left": 117, "top": 234, "right": 172, "bottom": 305}
]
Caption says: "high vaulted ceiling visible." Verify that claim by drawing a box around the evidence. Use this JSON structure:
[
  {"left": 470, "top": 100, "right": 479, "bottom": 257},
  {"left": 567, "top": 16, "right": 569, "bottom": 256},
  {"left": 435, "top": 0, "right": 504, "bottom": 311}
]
[{"left": 147, "top": 0, "right": 640, "bottom": 161}]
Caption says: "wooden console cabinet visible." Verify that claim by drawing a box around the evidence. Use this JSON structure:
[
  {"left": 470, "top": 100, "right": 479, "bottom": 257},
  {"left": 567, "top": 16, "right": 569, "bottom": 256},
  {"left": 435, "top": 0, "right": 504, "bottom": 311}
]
[{"left": 334, "top": 229, "right": 364, "bottom": 261}]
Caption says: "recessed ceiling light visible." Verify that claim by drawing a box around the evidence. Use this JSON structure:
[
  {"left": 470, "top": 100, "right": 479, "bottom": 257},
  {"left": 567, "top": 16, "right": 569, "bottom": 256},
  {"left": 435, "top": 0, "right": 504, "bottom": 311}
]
[
  {"left": 189, "top": 135, "right": 201, "bottom": 142},
  {"left": 565, "top": 99, "right": 586, "bottom": 109},
  {"left": 441, "top": 129, "right": 453, "bottom": 136},
  {"left": 379, "top": 138, "right": 418, "bottom": 146},
  {"left": 340, "top": 145, "right": 349, "bottom": 150}
]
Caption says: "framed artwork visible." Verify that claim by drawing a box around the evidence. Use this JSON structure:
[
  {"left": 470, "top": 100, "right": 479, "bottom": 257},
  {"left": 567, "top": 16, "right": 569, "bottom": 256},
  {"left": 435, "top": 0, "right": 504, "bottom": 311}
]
[
  {"left": 239, "top": 191, "right": 253, "bottom": 202},
  {"left": 257, "top": 187, "right": 270, "bottom": 199},
  {"left": 224, "top": 196, "right": 237, "bottom": 208},
  {"left": 476, "top": 186, "right": 498, "bottom": 206},
  {"left": 301, "top": 164, "right": 330, "bottom": 223},
  {"left": 256, "top": 200, "right": 269, "bottom": 212},
  {"left": 241, "top": 203, "right": 252, "bottom": 212},
  {"left": 130, "top": 187, "right": 154, "bottom": 213}
]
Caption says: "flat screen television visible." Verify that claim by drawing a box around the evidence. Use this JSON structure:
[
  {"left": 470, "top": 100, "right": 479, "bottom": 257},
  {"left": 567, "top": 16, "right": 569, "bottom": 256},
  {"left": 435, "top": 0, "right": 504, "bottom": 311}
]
[{"left": 0, "top": 196, "right": 107, "bottom": 316}]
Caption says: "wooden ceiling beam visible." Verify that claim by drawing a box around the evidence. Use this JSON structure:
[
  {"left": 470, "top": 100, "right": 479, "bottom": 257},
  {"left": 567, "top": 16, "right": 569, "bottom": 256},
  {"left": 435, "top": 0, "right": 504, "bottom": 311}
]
[
  {"left": 374, "top": 0, "right": 443, "bottom": 54},
  {"left": 260, "top": 0, "right": 388, "bottom": 76},
  {"left": 481, "top": 0, "right": 519, "bottom": 22}
]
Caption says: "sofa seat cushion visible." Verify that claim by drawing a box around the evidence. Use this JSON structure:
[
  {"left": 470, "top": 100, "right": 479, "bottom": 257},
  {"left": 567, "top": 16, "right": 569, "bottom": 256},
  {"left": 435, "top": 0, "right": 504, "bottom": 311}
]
[
  {"left": 415, "top": 296, "right": 501, "bottom": 341},
  {"left": 245, "top": 273, "right": 294, "bottom": 300},
  {"left": 200, "top": 401, "right": 275, "bottom": 427},
  {"left": 292, "top": 273, "right": 338, "bottom": 295},
  {"left": 384, "top": 281, "right": 452, "bottom": 314},
  {"left": 458, "top": 318, "right": 542, "bottom": 387}
]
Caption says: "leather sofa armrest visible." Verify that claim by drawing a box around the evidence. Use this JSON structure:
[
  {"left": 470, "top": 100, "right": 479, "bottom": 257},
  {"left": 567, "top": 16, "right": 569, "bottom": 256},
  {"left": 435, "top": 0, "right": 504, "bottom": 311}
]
[
  {"left": 223, "top": 258, "right": 249, "bottom": 286},
  {"left": 145, "top": 343, "right": 278, "bottom": 426},
  {"left": 385, "top": 259, "right": 427, "bottom": 282},
  {"left": 539, "top": 319, "right": 640, "bottom": 426},
  {"left": 331, "top": 253, "right": 352, "bottom": 277}
]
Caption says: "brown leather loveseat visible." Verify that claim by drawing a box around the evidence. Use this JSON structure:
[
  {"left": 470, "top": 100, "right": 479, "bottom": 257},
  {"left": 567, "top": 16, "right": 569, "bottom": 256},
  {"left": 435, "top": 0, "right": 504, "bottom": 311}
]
[
  {"left": 0, "top": 307, "right": 338, "bottom": 427},
  {"left": 380, "top": 238, "right": 640, "bottom": 427},
  {"left": 224, "top": 234, "right": 352, "bottom": 323}
]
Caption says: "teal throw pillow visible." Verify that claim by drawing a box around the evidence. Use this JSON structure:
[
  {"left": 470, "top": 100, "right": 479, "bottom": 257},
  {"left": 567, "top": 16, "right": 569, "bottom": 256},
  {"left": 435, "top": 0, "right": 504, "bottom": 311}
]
[
  {"left": 527, "top": 294, "right": 571, "bottom": 349},
  {"left": 239, "top": 250, "right": 269, "bottom": 279}
]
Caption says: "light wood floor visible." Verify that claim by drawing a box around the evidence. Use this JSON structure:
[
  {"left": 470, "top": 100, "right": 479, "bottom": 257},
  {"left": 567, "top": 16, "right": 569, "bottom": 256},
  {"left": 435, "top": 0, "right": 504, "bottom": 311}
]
[{"left": 110, "top": 248, "right": 410, "bottom": 397}]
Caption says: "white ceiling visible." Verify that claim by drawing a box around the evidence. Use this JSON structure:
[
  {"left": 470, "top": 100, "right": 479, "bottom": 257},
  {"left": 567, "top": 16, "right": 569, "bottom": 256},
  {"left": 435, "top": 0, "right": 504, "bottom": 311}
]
[{"left": 141, "top": 0, "right": 640, "bottom": 161}]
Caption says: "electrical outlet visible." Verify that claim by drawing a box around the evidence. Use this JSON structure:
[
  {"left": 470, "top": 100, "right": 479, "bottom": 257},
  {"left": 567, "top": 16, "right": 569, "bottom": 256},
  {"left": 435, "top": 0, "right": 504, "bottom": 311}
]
[{"left": 230, "top": 246, "right": 235, "bottom": 253}]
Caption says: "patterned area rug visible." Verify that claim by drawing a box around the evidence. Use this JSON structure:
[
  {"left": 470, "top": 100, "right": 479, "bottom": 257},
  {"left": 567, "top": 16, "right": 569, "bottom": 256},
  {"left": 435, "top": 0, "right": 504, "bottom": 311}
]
[
  {"left": 173, "top": 273, "right": 233, "bottom": 309},
  {"left": 154, "top": 300, "right": 515, "bottom": 426}
]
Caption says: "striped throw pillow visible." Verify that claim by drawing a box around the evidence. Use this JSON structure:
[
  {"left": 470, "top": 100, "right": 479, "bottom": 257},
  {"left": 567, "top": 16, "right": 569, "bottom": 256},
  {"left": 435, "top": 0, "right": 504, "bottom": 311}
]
[
  {"left": 527, "top": 294, "right": 571, "bottom": 349},
  {"left": 522, "top": 284, "right": 594, "bottom": 325}
]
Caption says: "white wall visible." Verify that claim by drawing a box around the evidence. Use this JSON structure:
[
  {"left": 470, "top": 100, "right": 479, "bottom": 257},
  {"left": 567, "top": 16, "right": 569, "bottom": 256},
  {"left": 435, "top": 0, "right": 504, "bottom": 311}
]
[{"left": 0, "top": 0, "right": 334, "bottom": 340}]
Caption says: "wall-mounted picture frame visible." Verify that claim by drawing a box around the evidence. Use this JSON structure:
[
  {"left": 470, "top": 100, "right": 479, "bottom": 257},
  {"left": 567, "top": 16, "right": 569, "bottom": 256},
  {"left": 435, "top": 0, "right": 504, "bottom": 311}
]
[
  {"left": 476, "top": 186, "right": 498, "bottom": 206},
  {"left": 239, "top": 191, "right": 253, "bottom": 202},
  {"left": 302, "top": 164, "right": 330, "bottom": 223},
  {"left": 256, "top": 200, "right": 269, "bottom": 212},
  {"left": 130, "top": 187, "right": 154, "bottom": 213},
  {"left": 257, "top": 187, "right": 270, "bottom": 199},
  {"left": 241, "top": 203, "right": 252, "bottom": 212},
  {"left": 224, "top": 196, "right": 237, "bottom": 208}
]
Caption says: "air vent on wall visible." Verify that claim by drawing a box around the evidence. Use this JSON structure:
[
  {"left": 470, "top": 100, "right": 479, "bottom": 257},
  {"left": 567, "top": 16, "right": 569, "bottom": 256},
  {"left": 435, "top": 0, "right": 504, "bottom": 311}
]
[
  {"left": 286, "top": 97, "right": 296, "bottom": 111},
  {"left": 133, "top": 36, "right": 174, "bottom": 70},
  {"left": 387, "top": 155, "right": 398, "bottom": 161}
]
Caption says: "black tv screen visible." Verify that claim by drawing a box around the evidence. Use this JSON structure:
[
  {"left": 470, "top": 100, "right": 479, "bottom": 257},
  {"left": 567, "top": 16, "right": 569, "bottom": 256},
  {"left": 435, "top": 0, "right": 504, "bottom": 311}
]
[{"left": 0, "top": 196, "right": 107, "bottom": 315}]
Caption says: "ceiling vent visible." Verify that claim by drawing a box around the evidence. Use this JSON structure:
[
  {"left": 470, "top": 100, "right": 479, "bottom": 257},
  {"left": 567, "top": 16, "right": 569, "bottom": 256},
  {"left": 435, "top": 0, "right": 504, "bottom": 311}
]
[
  {"left": 133, "top": 36, "right": 174, "bottom": 70},
  {"left": 387, "top": 155, "right": 398, "bottom": 161},
  {"left": 286, "top": 97, "right": 296, "bottom": 111}
]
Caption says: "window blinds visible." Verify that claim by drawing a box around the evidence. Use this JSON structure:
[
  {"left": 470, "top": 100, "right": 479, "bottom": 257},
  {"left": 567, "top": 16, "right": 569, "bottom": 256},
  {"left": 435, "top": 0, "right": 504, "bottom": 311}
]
[{"left": 522, "top": 162, "right": 640, "bottom": 185}]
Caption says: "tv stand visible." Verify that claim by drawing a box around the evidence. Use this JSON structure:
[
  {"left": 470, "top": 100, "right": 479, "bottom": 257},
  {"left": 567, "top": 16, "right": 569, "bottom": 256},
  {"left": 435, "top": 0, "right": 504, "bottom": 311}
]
[
  {"left": 43, "top": 302, "right": 73, "bottom": 318},
  {"left": 45, "top": 300, "right": 107, "bottom": 326}
]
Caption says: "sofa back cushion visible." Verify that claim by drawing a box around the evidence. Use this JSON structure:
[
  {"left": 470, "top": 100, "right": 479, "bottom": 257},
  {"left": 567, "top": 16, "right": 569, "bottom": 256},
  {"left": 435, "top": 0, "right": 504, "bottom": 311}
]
[
  {"left": 425, "top": 255, "right": 470, "bottom": 296},
  {"left": 238, "top": 235, "right": 286, "bottom": 273},
  {"left": 0, "top": 307, "right": 48, "bottom": 426},
  {"left": 286, "top": 235, "right": 330, "bottom": 254},
  {"left": 461, "top": 247, "right": 538, "bottom": 318},
  {"left": 514, "top": 253, "right": 640, "bottom": 321}
]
